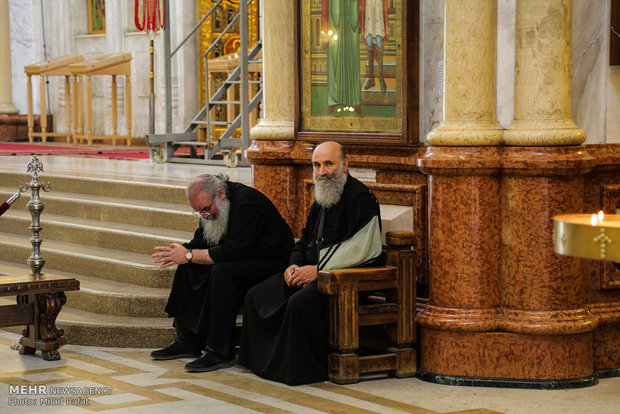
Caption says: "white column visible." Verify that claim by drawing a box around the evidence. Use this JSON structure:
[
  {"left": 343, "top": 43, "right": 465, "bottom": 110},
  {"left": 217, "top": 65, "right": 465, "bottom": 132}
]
[
  {"left": 426, "top": 0, "right": 503, "bottom": 146},
  {"left": 250, "top": 0, "right": 295, "bottom": 140},
  {"left": 0, "top": 0, "right": 18, "bottom": 114},
  {"left": 503, "top": 0, "right": 585, "bottom": 145}
]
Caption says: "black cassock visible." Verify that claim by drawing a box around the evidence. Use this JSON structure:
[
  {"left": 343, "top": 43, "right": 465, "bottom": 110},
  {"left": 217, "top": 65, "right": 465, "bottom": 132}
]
[
  {"left": 164, "top": 182, "right": 293, "bottom": 356},
  {"left": 238, "top": 175, "right": 382, "bottom": 385}
]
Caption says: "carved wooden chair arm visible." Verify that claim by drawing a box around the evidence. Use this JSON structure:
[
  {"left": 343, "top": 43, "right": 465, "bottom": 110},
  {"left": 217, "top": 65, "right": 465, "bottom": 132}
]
[{"left": 317, "top": 266, "right": 398, "bottom": 295}]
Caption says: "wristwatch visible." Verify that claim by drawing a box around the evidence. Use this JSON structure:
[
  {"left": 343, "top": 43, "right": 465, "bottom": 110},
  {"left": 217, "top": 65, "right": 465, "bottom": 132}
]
[{"left": 185, "top": 249, "right": 193, "bottom": 263}]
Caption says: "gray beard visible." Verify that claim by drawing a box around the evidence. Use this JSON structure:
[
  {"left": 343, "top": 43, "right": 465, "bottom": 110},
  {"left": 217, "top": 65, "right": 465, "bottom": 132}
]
[
  {"left": 313, "top": 166, "right": 347, "bottom": 208},
  {"left": 200, "top": 197, "right": 230, "bottom": 246}
]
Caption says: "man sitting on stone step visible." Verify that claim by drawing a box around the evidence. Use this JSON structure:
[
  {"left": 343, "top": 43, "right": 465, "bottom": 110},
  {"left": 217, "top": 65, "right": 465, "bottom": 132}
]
[{"left": 150, "top": 173, "right": 294, "bottom": 372}]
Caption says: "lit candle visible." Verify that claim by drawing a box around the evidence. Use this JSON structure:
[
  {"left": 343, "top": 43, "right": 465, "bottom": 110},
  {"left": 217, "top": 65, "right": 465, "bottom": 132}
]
[
  {"left": 591, "top": 214, "right": 598, "bottom": 226},
  {"left": 598, "top": 210, "right": 605, "bottom": 222}
]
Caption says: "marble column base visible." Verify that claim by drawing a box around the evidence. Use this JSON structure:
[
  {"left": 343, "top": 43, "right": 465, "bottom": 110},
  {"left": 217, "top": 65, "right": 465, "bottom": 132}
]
[
  {"left": 426, "top": 120, "right": 504, "bottom": 146},
  {"left": 503, "top": 119, "right": 586, "bottom": 146},
  {"left": 420, "top": 328, "right": 597, "bottom": 388},
  {"left": 591, "top": 303, "right": 620, "bottom": 373},
  {"left": 418, "top": 145, "right": 600, "bottom": 386}
]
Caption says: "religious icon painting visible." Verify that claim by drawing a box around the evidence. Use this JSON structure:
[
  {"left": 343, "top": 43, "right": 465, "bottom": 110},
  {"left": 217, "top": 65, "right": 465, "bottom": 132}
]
[
  {"left": 299, "top": 0, "right": 418, "bottom": 144},
  {"left": 87, "top": 0, "right": 106, "bottom": 34}
]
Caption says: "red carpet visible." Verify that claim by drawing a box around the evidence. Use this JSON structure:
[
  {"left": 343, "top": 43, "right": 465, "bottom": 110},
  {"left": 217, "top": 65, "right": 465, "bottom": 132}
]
[{"left": 0, "top": 142, "right": 150, "bottom": 160}]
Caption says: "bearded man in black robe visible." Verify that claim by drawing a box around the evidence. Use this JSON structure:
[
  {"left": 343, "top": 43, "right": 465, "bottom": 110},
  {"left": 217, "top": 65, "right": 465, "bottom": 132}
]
[
  {"left": 151, "top": 173, "right": 294, "bottom": 372},
  {"left": 238, "top": 141, "right": 383, "bottom": 385}
]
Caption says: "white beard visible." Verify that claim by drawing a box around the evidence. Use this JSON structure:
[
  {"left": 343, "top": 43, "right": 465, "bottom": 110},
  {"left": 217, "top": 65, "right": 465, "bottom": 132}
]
[
  {"left": 313, "top": 164, "right": 347, "bottom": 208},
  {"left": 200, "top": 197, "right": 230, "bottom": 246}
]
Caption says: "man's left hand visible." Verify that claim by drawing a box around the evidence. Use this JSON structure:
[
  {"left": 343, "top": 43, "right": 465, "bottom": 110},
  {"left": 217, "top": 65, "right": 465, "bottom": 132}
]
[
  {"left": 152, "top": 243, "right": 188, "bottom": 269},
  {"left": 288, "top": 265, "right": 318, "bottom": 288}
]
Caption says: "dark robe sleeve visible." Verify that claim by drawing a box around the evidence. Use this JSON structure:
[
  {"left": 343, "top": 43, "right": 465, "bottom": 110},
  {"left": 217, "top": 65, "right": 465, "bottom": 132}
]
[
  {"left": 183, "top": 225, "right": 208, "bottom": 250},
  {"left": 288, "top": 204, "right": 318, "bottom": 266},
  {"left": 342, "top": 190, "right": 381, "bottom": 240},
  {"left": 207, "top": 202, "right": 264, "bottom": 263}
]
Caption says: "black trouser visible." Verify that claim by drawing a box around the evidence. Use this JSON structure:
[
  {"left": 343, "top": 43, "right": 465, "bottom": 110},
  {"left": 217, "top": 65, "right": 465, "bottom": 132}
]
[{"left": 166, "top": 258, "right": 287, "bottom": 357}]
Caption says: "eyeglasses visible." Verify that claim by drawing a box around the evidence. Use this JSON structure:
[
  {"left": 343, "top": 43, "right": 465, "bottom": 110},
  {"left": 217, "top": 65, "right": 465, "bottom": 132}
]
[{"left": 192, "top": 202, "right": 213, "bottom": 218}]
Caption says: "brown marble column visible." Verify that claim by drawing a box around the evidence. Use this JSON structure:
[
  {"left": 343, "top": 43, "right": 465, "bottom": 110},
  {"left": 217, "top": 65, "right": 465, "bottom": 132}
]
[
  {"left": 417, "top": 0, "right": 600, "bottom": 387},
  {"left": 497, "top": 147, "right": 598, "bottom": 383},
  {"left": 417, "top": 147, "right": 503, "bottom": 381},
  {"left": 417, "top": 0, "right": 505, "bottom": 384},
  {"left": 495, "top": 0, "right": 597, "bottom": 385},
  {"left": 247, "top": 0, "right": 298, "bottom": 229}
]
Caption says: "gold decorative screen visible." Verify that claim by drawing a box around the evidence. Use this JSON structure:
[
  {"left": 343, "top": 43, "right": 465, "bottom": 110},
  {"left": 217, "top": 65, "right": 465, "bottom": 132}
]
[{"left": 196, "top": 0, "right": 260, "bottom": 106}]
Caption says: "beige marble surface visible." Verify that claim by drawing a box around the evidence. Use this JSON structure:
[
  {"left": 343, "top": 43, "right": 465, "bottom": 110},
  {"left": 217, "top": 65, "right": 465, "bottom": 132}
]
[
  {"left": 504, "top": 0, "right": 585, "bottom": 146},
  {"left": 256, "top": 0, "right": 295, "bottom": 137},
  {"left": 0, "top": 330, "right": 619, "bottom": 414},
  {"left": 0, "top": 154, "right": 252, "bottom": 187},
  {"left": 427, "top": 0, "right": 502, "bottom": 146}
]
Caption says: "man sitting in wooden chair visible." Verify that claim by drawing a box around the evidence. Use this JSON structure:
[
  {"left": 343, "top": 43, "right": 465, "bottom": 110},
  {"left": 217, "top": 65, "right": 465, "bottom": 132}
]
[{"left": 238, "top": 141, "right": 383, "bottom": 385}]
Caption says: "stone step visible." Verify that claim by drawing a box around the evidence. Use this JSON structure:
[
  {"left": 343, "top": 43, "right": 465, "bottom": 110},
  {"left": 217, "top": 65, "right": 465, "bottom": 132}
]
[
  {"left": 0, "top": 171, "right": 189, "bottom": 204},
  {"left": 0, "top": 233, "right": 174, "bottom": 288},
  {"left": 0, "top": 260, "right": 169, "bottom": 317},
  {"left": 0, "top": 186, "right": 196, "bottom": 232},
  {"left": 0, "top": 156, "right": 250, "bottom": 348},
  {"left": 0, "top": 209, "right": 194, "bottom": 255},
  {"left": 0, "top": 296, "right": 175, "bottom": 348}
]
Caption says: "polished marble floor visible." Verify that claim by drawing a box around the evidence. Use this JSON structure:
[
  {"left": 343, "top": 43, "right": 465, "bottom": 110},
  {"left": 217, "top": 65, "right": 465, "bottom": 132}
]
[
  {"left": 1, "top": 154, "right": 620, "bottom": 413},
  {"left": 1, "top": 330, "right": 620, "bottom": 414}
]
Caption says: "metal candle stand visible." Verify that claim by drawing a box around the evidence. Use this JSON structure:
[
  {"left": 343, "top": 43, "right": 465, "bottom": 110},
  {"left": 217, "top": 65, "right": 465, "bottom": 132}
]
[{"left": 18, "top": 155, "right": 52, "bottom": 278}]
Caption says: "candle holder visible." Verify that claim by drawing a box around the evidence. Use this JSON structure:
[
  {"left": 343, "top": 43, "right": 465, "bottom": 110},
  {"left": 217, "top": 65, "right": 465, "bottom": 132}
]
[
  {"left": 553, "top": 213, "right": 620, "bottom": 262},
  {"left": 17, "top": 155, "right": 52, "bottom": 278}
]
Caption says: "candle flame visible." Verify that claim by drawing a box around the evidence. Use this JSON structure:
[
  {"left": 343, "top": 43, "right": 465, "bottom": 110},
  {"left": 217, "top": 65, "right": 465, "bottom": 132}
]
[
  {"left": 591, "top": 214, "right": 598, "bottom": 226},
  {"left": 598, "top": 210, "right": 604, "bottom": 221}
]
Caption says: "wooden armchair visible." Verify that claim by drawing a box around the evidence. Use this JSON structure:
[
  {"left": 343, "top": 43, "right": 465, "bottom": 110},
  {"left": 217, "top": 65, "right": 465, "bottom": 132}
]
[{"left": 317, "top": 231, "right": 417, "bottom": 384}]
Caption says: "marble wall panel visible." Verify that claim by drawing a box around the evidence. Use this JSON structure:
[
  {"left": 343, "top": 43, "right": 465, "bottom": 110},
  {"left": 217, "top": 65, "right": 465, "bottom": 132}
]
[
  {"left": 420, "top": 0, "right": 444, "bottom": 141},
  {"left": 607, "top": 67, "right": 620, "bottom": 144},
  {"left": 572, "top": 0, "right": 607, "bottom": 144}
]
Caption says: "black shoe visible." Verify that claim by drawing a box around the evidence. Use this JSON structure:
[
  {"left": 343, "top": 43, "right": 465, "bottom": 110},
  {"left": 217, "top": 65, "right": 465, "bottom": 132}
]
[
  {"left": 185, "top": 351, "right": 232, "bottom": 372},
  {"left": 150, "top": 341, "right": 202, "bottom": 360}
]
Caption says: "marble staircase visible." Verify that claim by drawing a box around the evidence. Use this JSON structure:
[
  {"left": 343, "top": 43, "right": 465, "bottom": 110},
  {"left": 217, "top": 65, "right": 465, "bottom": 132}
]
[{"left": 0, "top": 170, "right": 196, "bottom": 347}]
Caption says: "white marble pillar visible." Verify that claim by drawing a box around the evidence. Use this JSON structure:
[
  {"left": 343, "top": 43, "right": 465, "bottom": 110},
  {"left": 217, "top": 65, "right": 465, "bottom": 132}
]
[
  {"left": 250, "top": 0, "right": 294, "bottom": 140},
  {"left": 105, "top": 0, "right": 124, "bottom": 53},
  {"left": 426, "top": 0, "right": 503, "bottom": 146},
  {"left": 503, "top": 0, "right": 585, "bottom": 145},
  {"left": 0, "top": 0, "right": 18, "bottom": 113}
]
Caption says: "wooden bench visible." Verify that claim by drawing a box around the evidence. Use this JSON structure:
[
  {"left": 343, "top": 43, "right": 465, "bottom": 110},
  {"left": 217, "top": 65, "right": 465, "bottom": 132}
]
[
  {"left": 318, "top": 231, "right": 417, "bottom": 384},
  {"left": 0, "top": 274, "right": 79, "bottom": 360}
]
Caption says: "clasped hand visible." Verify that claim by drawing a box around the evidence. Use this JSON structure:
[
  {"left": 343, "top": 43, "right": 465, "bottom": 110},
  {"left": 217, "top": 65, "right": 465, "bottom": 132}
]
[
  {"left": 152, "top": 243, "right": 187, "bottom": 269},
  {"left": 284, "top": 264, "right": 317, "bottom": 288}
]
